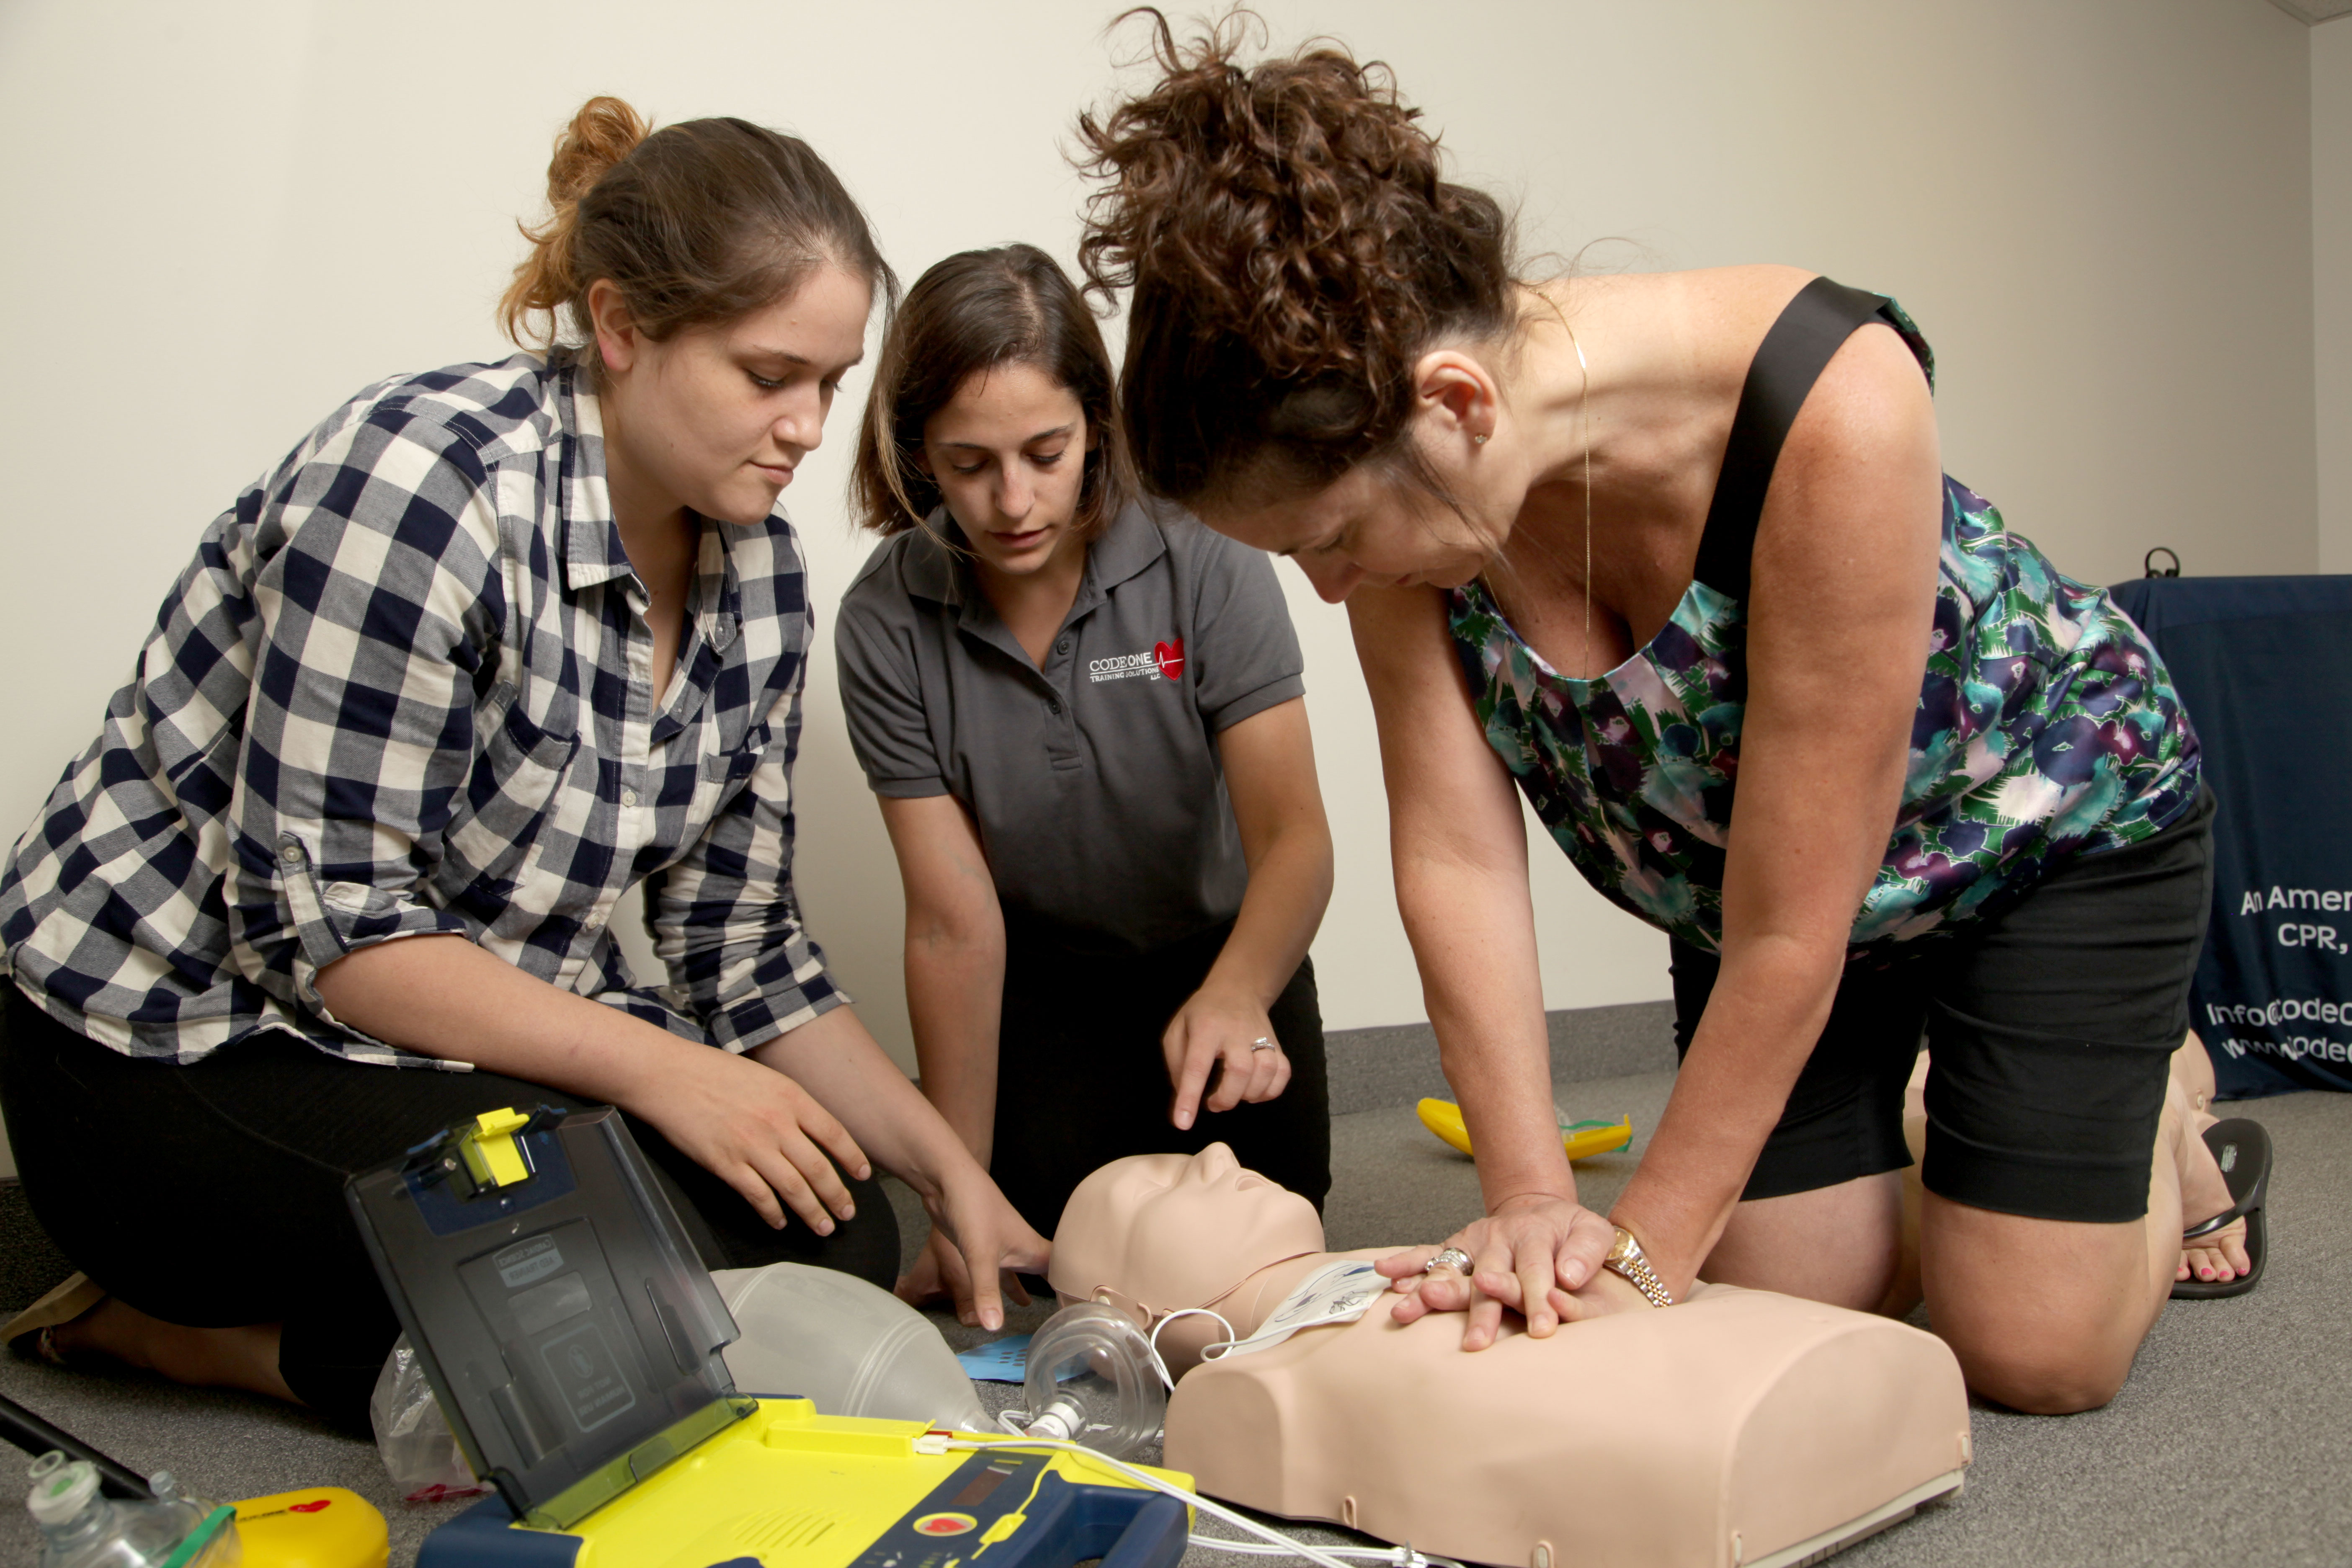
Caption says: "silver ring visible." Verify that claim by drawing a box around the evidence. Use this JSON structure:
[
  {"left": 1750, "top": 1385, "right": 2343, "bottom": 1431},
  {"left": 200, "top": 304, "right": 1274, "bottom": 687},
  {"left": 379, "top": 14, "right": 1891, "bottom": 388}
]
[
  {"left": 1424, "top": 1247, "right": 1473, "bottom": 1274},
  {"left": 1249, "top": 1037, "right": 1277, "bottom": 1052}
]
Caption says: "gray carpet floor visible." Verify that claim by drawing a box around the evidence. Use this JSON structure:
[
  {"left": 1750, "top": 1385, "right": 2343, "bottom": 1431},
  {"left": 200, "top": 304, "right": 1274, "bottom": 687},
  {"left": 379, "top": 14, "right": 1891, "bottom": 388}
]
[{"left": 3, "top": 1066, "right": 2346, "bottom": 1567}]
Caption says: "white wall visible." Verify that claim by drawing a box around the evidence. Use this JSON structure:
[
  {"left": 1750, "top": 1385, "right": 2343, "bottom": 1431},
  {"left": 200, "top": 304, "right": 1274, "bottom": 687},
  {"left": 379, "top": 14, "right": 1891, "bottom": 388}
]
[
  {"left": 0, "top": 1, "right": 2322, "bottom": 1172},
  {"left": 2319, "top": 14, "right": 2352, "bottom": 573}
]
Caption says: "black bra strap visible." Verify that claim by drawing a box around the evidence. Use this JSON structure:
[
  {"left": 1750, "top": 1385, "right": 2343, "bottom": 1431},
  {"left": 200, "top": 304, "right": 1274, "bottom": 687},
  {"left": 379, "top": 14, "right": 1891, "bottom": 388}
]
[{"left": 1689, "top": 276, "right": 1899, "bottom": 601}]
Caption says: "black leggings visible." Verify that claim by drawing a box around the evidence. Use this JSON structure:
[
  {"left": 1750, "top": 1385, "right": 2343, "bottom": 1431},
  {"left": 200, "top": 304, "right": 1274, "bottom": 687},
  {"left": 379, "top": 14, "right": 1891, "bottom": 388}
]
[
  {"left": 0, "top": 993, "right": 897, "bottom": 1435},
  {"left": 986, "top": 919, "right": 1330, "bottom": 1238},
  {"left": 1669, "top": 788, "right": 2216, "bottom": 1222}
]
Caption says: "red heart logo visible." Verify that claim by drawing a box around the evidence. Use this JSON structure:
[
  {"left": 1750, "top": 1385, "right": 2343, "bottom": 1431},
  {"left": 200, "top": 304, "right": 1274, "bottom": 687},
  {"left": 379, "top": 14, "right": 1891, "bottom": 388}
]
[
  {"left": 1153, "top": 639, "right": 1185, "bottom": 681},
  {"left": 289, "top": 1500, "right": 332, "bottom": 1513}
]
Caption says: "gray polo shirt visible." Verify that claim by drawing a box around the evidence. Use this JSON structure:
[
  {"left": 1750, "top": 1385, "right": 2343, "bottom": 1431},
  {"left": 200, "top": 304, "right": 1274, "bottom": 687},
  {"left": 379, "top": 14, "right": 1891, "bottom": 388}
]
[{"left": 835, "top": 498, "right": 1305, "bottom": 954}]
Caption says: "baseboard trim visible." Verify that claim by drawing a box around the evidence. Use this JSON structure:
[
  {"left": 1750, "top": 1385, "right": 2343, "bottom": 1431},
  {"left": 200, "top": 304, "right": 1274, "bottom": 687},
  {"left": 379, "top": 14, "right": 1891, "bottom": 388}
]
[{"left": 1323, "top": 999, "right": 1676, "bottom": 1117}]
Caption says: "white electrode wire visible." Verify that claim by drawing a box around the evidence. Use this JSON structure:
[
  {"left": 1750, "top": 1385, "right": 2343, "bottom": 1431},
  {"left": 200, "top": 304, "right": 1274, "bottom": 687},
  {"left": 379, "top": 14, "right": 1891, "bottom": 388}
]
[
  {"left": 1145, "top": 1308, "right": 1235, "bottom": 1388},
  {"left": 943, "top": 1436, "right": 1362, "bottom": 1568},
  {"left": 1186, "top": 1535, "right": 1465, "bottom": 1568}
]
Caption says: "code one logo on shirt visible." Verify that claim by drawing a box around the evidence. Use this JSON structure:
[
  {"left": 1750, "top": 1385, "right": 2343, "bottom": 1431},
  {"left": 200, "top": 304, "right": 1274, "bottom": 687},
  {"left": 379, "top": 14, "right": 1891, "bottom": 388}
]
[{"left": 1088, "top": 638, "right": 1184, "bottom": 685}]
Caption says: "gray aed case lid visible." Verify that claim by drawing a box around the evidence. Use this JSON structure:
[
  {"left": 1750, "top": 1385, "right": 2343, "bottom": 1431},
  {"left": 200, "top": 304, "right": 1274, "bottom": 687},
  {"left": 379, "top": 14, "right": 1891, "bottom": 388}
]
[{"left": 345, "top": 1106, "right": 752, "bottom": 1529}]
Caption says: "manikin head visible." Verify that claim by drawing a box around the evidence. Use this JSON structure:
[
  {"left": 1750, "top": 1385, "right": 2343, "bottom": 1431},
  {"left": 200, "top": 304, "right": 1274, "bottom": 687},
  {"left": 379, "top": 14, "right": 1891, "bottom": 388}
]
[{"left": 1050, "top": 1144, "right": 1325, "bottom": 1319}]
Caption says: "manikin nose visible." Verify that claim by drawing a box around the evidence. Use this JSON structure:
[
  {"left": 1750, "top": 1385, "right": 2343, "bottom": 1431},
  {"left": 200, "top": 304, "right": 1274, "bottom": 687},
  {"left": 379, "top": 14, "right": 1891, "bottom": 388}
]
[{"left": 1186, "top": 1143, "right": 1241, "bottom": 1184}]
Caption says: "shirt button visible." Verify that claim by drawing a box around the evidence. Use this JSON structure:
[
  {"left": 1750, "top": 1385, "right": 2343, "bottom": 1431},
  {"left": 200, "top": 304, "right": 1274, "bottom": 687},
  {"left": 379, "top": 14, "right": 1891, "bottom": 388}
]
[
  {"left": 1047, "top": 700, "right": 1063, "bottom": 717},
  {"left": 620, "top": 788, "right": 639, "bottom": 808},
  {"left": 1055, "top": 636, "right": 1070, "bottom": 655},
  {"left": 280, "top": 843, "right": 302, "bottom": 864},
  {"left": 583, "top": 909, "right": 606, "bottom": 931}
]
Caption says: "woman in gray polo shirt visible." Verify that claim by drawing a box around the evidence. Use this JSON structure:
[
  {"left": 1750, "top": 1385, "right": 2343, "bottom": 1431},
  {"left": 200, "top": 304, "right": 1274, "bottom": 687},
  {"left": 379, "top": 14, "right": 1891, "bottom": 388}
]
[{"left": 838, "top": 246, "right": 1334, "bottom": 1318}]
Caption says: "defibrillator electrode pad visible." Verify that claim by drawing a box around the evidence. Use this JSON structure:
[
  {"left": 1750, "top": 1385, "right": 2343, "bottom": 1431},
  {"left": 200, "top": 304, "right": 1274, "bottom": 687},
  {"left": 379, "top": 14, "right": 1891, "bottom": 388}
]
[
  {"left": 1202, "top": 1260, "right": 1387, "bottom": 1360},
  {"left": 344, "top": 1106, "right": 751, "bottom": 1529}
]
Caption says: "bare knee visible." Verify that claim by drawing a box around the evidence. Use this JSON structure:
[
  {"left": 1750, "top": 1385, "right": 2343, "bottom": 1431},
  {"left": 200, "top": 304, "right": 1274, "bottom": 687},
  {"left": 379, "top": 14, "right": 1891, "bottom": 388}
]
[
  {"left": 1943, "top": 1331, "right": 2130, "bottom": 1415},
  {"left": 1704, "top": 1246, "right": 1895, "bottom": 1313},
  {"left": 1704, "top": 1174, "right": 1904, "bottom": 1312}
]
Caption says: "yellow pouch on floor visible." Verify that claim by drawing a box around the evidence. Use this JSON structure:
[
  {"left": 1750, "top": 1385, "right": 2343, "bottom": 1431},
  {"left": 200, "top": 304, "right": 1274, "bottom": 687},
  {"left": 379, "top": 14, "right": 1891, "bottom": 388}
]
[
  {"left": 1416, "top": 1099, "right": 1633, "bottom": 1161},
  {"left": 232, "top": 1488, "right": 388, "bottom": 1568}
]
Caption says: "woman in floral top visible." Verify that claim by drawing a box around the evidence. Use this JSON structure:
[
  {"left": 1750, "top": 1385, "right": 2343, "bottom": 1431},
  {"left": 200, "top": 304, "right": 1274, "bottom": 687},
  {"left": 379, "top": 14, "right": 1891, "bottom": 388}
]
[{"left": 1070, "top": 16, "right": 2258, "bottom": 1413}]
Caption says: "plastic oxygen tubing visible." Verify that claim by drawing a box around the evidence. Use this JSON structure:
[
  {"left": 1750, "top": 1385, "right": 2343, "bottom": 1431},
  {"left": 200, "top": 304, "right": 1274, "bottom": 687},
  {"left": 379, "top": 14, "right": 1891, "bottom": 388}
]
[{"left": 937, "top": 1436, "right": 1463, "bottom": 1568}]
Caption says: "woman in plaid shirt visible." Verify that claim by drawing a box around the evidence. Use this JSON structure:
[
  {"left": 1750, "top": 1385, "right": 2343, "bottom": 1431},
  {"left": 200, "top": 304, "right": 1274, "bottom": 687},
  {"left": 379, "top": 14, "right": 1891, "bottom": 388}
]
[{"left": 0, "top": 98, "right": 1046, "bottom": 1433}]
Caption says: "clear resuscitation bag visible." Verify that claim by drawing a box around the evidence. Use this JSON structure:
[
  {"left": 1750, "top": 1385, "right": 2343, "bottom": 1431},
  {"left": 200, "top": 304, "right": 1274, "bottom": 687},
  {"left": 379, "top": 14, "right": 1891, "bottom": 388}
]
[
  {"left": 24, "top": 1452, "right": 240, "bottom": 1568},
  {"left": 368, "top": 1336, "right": 486, "bottom": 1504},
  {"left": 712, "top": 1263, "right": 989, "bottom": 1432}
]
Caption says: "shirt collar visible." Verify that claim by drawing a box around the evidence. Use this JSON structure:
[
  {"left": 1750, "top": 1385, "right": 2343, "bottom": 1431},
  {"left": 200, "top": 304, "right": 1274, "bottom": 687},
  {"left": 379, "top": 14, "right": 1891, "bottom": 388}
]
[
  {"left": 897, "top": 513, "right": 968, "bottom": 608},
  {"left": 555, "top": 365, "right": 636, "bottom": 593},
  {"left": 1072, "top": 499, "right": 1166, "bottom": 610}
]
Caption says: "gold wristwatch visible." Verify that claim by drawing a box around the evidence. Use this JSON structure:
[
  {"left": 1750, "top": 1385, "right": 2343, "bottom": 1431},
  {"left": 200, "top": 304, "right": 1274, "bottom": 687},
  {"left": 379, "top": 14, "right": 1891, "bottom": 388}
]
[{"left": 1603, "top": 1226, "right": 1674, "bottom": 1308}]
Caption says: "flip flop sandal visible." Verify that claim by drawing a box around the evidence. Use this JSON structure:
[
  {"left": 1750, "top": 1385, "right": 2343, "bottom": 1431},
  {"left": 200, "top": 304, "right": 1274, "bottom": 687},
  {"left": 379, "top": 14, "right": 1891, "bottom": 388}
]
[
  {"left": 0, "top": 1272, "right": 108, "bottom": 1366},
  {"left": 2172, "top": 1119, "right": 2270, "bottom": 1300}
]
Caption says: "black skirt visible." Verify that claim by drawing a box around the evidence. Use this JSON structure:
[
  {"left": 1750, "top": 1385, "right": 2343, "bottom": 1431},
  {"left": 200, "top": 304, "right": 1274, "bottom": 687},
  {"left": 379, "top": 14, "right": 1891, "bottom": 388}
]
[
  {"left": 985, "top": 917, "right": 1330, "bottom": 1238},
  {"left": 0, "top": 992, "right": 898, "bottom": 1435}
]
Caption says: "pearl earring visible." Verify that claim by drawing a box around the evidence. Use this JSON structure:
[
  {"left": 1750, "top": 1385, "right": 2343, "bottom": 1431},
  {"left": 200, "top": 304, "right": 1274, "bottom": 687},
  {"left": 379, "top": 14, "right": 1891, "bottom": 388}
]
[{"left": 1472, "top": 433, "right": 1488, "bottom": 446}]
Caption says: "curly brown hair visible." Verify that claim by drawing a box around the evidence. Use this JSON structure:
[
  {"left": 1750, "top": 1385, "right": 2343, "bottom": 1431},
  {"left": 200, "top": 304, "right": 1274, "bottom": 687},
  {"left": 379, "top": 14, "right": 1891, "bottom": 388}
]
[
  {"left": 499, "top": 95, "right": 896, "bottom": 384},
  {"left": 1075, "top": 9, "right": 1519, "bottom": 511}
]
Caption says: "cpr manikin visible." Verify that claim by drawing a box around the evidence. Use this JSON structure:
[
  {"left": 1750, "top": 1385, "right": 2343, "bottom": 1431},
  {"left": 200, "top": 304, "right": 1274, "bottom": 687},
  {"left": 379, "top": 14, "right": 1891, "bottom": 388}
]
[{"left": 1050, "top": 1145, "right": 1971, "bottom": 1568}]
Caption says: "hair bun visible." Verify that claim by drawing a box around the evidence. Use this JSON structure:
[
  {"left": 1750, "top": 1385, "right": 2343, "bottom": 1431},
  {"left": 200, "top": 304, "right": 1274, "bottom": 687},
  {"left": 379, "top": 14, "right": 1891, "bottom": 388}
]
[
  {"left": 496, "top": 96, "right": 894, "bottom": 374},
  {"left": 546, "top": 96, "right": 650, "bottom": 209}
]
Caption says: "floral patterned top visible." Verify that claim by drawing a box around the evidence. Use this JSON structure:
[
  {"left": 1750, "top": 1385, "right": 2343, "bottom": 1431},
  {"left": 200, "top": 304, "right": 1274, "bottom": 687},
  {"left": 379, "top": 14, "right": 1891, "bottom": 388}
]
[{"left": 1449, "top": 302, "right": 2201, "bottom": 955}]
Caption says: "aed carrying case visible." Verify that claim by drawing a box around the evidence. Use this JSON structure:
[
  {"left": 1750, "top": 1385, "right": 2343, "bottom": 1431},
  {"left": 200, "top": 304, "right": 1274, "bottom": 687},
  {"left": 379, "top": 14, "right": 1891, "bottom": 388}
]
[{"left": 345, "top": 1105, "right": 1190, "bottom": 1568}]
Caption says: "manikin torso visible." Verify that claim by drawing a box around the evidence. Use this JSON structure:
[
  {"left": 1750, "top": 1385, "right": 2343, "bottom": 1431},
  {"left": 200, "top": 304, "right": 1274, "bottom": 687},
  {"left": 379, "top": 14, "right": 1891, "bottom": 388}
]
[{"left": 1050, "top": 1146, "right": 1970, "bottom": 1568}]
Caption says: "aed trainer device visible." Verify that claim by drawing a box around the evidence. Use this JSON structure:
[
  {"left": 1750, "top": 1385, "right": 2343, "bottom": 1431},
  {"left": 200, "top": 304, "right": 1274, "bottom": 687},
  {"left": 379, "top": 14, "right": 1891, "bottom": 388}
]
[{"left": 346, "top": 1106, "right": 1191, "bottom": 1568}]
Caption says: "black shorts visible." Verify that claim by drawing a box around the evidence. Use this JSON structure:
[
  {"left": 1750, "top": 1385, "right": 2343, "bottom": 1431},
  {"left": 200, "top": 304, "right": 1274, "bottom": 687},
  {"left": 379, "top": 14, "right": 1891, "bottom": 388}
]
[{"left": 1669, "top": 788, "right": 2215, "bottom": 1224}]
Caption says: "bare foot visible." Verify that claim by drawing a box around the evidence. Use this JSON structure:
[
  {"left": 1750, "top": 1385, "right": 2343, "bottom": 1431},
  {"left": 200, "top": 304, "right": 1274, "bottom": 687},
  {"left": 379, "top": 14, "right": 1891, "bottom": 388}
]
[
  {"left": 2177, "top": 1108, "right": 2252, "bottom": 1286},
  {"left": 50, "top": 1297, "right": 297, "bottom": 1404},
  {"left": 2168, "top": 1033, "right": 2250, "bottom": 1287}
]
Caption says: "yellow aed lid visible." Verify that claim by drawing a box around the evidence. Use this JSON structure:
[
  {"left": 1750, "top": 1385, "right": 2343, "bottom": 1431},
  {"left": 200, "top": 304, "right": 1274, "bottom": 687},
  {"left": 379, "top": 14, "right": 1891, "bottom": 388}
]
[{"left": 232, "top": 1487, "right": 389, "bottom": 1568}]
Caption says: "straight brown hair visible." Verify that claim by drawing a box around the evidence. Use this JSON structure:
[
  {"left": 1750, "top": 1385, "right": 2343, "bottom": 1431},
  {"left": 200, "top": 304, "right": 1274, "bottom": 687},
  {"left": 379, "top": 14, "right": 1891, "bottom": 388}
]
[
  {"left": 501, "top": 96, "right": 897, "bottom": 382},
  {"left": 851, "top": 244, "right": 1130, "bottom": 539}
]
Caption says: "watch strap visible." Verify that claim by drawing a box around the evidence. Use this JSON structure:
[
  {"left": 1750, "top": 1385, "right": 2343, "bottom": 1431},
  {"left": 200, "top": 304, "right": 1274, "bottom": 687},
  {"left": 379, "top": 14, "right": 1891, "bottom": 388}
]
[{"left": 1603, "top": 1226, "right": 1675, "bottom": 1308}]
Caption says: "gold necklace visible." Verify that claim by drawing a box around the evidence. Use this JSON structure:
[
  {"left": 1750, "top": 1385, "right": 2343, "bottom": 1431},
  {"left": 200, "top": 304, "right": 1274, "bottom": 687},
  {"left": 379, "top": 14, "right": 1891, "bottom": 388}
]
[{"left": 1562, "top": 318, "right": 1594, "bottom": 673}]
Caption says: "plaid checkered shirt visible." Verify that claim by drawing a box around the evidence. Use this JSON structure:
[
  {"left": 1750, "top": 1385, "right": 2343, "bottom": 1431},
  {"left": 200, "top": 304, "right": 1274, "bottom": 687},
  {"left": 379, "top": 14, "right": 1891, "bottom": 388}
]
[{"left": 0, "top": 356, "right": 845, "bottom": 1067}]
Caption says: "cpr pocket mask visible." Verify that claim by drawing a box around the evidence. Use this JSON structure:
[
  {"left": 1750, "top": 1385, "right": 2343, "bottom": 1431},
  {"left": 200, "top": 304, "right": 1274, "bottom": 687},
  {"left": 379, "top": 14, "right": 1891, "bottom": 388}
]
[{"left": 1005, "top": 1260, "right": 1387, "bottom": 1466}]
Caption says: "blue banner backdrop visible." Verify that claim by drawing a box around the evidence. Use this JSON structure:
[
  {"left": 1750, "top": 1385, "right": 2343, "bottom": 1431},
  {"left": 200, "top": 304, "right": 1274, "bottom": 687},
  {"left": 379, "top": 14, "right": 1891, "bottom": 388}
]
[{"left": 2109, "top": 574, "right": 2352, "bottom": 1099}]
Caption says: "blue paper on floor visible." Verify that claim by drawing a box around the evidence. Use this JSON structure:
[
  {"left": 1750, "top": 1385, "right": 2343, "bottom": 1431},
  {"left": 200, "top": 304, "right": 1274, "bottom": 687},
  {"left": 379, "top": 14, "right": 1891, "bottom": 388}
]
[{"left": 955, "top": 1332, "right": 1034, "bottom": 1382}]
